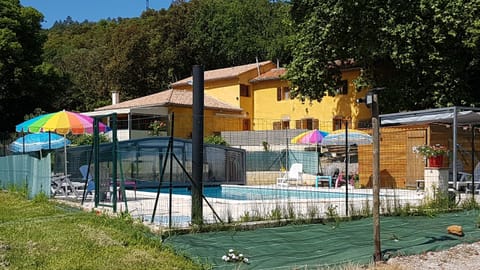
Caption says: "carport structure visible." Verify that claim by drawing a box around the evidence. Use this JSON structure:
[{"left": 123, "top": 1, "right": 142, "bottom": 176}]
[{"left": 380, "top": 106, "right": 480, "bottom": 189}]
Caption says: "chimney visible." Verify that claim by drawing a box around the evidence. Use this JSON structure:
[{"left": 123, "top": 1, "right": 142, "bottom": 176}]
[{"left": 111, "top": 91, "right": 119, "bottom": 105}]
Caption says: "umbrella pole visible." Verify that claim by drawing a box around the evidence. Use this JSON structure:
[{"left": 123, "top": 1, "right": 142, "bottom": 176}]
[
  {"left": 317, "top": 143, "right": 322, "bottom": 175},
  {"left": 22, "top": 131, "right": 25, "bottom": 153},
  {"left": 64, "top": 134, "right": 68, "bottom": 195},
  {"left": 345, "top": 122, "right": 349, "bottom": 216}
]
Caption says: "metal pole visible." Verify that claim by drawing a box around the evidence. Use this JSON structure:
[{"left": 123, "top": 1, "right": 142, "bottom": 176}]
[
  {"left": 472, "top": 126, "right": 476, "bottom": 199},
  {"left": 111, "top": 113, "right": 117, "bottom": 213},
  {"left": 93, "top": 119, "right": 100, "bottom": 207},
  {"left": 372, "top": 91, "right": 382, "bottom": 262},
  {"left": 345, "top": 121, "right": 349, "bottom": 216},
  {"left": 169, "top": 113, "right": 175, "bottom": 228},
  {"left": 453, "top": 107, "right": 458, "bottom": 188},
  {"left": 192, "top": 65, "right": 204, "bottom": 225}
]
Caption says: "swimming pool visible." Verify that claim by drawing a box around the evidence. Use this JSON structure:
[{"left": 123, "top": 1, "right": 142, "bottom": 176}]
[{"left": 149, "top": 185, "right": 371, "bottom": 201}]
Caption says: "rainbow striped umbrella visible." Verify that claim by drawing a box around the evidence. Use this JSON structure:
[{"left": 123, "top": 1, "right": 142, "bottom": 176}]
[
  {"left": 291, "top": 129, "right": 329, "bottom": 174},
  {"left": 291, "top": 129, "right": 329, "bottom": 144},
  {"left": 15, "top": 110, "right": 110, "bottom": 181},
  {"left": 15, "top": 110, "right": 110, "bottom": 135}
]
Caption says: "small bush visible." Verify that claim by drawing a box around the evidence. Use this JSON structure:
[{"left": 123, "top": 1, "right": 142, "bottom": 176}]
[{"left": 204, "top": 135, "right": 228, "bottom": 146}]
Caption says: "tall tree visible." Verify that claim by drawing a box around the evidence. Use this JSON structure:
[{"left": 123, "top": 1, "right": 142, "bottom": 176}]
[
  {"left": 0, "top": 0, "right": 66, "bottom": 132},
  {"left": 44, "top": 20, "right": 114, "bottom": 111},
  {"left": 287, "top": 0, "right": 480, "bottom": 113},
  {"left": 187, "top": 0, "right": 293, "bottom": 69}
]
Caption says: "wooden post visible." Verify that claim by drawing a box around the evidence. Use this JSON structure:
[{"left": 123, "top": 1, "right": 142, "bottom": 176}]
[{"left": 372, "top": 91, "right": 382, "bottom": 262}]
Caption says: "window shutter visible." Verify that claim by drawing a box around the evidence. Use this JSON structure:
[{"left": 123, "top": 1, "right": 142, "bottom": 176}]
[
  {"left": 277, "top": 87, "right": 282, "bottom": 101},
  {"left": 273, "top": 121, "right": 280, "bottom": 130},
  {"left": 313, "top": 119, "right": 319, "bottom": 129}
]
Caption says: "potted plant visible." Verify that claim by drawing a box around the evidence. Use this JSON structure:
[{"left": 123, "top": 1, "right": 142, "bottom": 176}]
[{"left": 414, "top": 144, "right": 448, "bottom": 167}]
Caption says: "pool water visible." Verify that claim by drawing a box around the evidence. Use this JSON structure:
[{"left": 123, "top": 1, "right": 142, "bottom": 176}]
[{"left": 149, "top": 185, "right": 371, "bottom": 201}]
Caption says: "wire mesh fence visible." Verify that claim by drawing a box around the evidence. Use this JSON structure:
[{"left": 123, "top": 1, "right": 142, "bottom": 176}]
[{"left": 3, "top": 113, "right": 480, "bottom": 228}]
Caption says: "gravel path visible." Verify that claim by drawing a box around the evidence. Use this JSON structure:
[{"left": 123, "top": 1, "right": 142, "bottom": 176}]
[{"left": 385, "top": 241, "right": 480, "bottom": 269}]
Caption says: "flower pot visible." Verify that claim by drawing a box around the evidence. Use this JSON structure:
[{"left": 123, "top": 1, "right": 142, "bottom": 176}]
[{"left": 428, "top": 155, "right": 444, "bottom": 167}]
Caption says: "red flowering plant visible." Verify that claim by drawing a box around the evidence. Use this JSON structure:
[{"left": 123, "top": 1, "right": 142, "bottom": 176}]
[
  {"left": 414, "top": 144, "right": 448, "bottom": 158},
  {"left": 148, "top": 120, "right": 167, "bottom": 136}
]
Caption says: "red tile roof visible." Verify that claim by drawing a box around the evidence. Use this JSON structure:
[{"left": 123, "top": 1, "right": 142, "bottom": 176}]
[
  {"left": 249, "top": 68, "right": 287, "bottom": 83},
  {"left": 95, "top": 89, "right": 242, "bottom": 112},
  {"left": 171, "top": 60, "right": 273, "bottom": 87}
]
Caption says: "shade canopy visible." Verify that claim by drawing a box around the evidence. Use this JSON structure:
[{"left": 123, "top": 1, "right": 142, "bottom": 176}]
[
  {"left": 15, "top": 110, "right": 110, "bottom": 135},
  {"left": 321, "top": 129, "right": 372, "bottom": 146},
  {"left": 10, "top": 132, "right": 71, "bottom": 153}
]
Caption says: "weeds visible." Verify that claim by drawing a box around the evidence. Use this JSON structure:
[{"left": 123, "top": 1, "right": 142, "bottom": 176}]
[
  {"left": 460, "top": 196, "right": 480, "bottom": 210},
  {"left": 286, "top": 202, "right": 296, "bottom": 220},
  {"left": 307, "top": 205, "right": 319, "bottom": 220},
  {"left": 269, "top": 207, "right": 282, "bottom": 220}
]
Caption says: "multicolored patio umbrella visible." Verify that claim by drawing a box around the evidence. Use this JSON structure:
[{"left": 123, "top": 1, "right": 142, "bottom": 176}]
[
  {"left": 291, "top": 129, "right": 329, "bottom": 174},
  {"left": 15, "top": 110, "right": 111, "bottom": 178},
  {"left": 291, "top": 129, "right": 329, "bottom": 144},
  {"left": 321, "top": 129, "right": 372, "bottom": 146},
  {"left": 15, "top": 110, "right": 110, "bottom": 135},
  {"left": 10, "top": 132, "right": 71, "bottom": 153}
]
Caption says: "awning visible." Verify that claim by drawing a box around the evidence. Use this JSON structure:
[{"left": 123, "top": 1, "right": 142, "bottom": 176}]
[{"left": 381, "top": 107, "right": 480, "bottom": 126}]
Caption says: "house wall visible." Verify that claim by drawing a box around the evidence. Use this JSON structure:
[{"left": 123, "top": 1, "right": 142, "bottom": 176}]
[
  {"left": 171, "top": 63, "right": 371, "bottom": 133},
  {"left": 205, "top": 80, "right": 241, "bottom": 107},
  {"left": 252, "top": 68, "right": 371, "bottom": 131},
  {"left": 168, "top": 106, "right": 243, "bottom": 138}
]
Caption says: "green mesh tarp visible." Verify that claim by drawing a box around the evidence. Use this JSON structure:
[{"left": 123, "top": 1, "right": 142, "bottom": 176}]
[{"left": 165, "top": 211, "right": 480, "bottom": 269}]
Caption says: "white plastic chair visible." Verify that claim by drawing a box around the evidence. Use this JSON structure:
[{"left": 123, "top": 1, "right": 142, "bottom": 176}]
[
  {"left": 456, "top": 162, "right": 480, "bottom": 191},
  {"left": 277, "top": 163, "right": 303, "bottom": 186}
]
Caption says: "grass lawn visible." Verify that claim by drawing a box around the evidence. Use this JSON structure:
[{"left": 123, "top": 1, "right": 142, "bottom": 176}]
[{"left": 0, "top": 191, "right": 206, "bottom": 270}]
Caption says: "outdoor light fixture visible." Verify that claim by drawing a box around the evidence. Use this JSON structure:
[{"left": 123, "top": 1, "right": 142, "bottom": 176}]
[{"left": 356, "top": 87, "right": 385, "bottom": 108}]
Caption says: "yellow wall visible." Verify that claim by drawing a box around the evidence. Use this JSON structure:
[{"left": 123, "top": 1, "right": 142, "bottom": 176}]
[
  {"left": 171, "top": 63, "right": 370, "bottom": 132},
  {"left": 252, "top": 68, "right": 371, "bottom": 131},
  {"left": 206, "top": 84, "right": 240, "bottom": 107},
  {"left": 168, "top": 106, "right": 242, "bottom": 138}
]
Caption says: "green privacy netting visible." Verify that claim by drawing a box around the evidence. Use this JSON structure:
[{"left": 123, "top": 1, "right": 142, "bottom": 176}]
[{"left": 164, "top": 210, "right": 480, "bottom": 269}]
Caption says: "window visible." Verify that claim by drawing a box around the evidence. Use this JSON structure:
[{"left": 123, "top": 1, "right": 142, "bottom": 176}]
[
  {"left": 333, "top": 117, "right": 351, "bottom": 130},
  {"left": 240, "top": 84, "right": 250, "bottom": 97},
  {"left": 124, "top": 114, "right": 168, "bottom": 131},
  {"left": 295, "top": 118, "right": 319, "bottom": 130},
  {"left": 357, "top": 119, "right": 372, "bottom": 129},
  {"left": 276, "top": 86, "right": 290, "bottom": 101},
  {"left": 116, "top": 114, "right": 128, "bottom": 129},
  {"left": 273, "top": 120, "right": 290, "bottom": 130},
  {"left": 243, "top": 119, "right": 250, "bottom": 130},
  {"left": 336, "top": 80, "right": 348, "bottom": 95}
]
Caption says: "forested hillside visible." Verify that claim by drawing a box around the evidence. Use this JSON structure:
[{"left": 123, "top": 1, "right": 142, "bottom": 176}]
[
  {"left": 2, "top": 0, "right": 480, "bottom": 136},
  {"left": 1, "top": 0, "right": 292, "bottom": 134}
]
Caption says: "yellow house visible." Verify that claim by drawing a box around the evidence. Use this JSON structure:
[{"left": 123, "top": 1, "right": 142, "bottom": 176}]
[
  {"left": 171, "top": 61, "right": 372, "bottom": 132},
  {"left": 87, "top": 89, "right": 244, "bottom": 140},
  {"left": 89, "top": 60, "right": 372, "bottom": 140}
]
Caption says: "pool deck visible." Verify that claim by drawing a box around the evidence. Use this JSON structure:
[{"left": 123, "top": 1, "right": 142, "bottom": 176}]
[{"left": 55, "top": 184, "right": 429, "bottom": 228}]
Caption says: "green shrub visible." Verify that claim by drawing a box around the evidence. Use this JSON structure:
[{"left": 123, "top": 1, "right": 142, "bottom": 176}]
[{"left": 204, "top": 135, "right": 228, "bottom": 146}]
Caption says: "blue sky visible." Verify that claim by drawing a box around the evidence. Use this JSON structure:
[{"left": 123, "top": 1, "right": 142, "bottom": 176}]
[{"left": 20, "top": 0, "right": 173, "bottom": 29}]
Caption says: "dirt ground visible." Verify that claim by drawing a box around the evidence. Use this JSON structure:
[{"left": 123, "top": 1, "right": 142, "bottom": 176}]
[{"left": 377, "top": 241, "right": 480, "bottom": 270}]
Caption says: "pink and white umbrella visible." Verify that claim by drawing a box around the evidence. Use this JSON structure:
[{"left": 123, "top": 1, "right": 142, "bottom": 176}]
[{"left": 291, "top": 129, "right": 329, "bottom": 174}]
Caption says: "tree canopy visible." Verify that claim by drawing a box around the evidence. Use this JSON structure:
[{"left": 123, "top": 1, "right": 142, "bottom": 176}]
[
  {"left": 41, "top": 0, "right": 292, "bottom": 114},
  {"left": 3, "top": 0, "right": 480, "bottom": 134},
  {"left": 286, "top": 0, "right": 480, "bottom": 112},
  {"left": 0, "top": 0, "right": 68, "bottom": 133}
]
